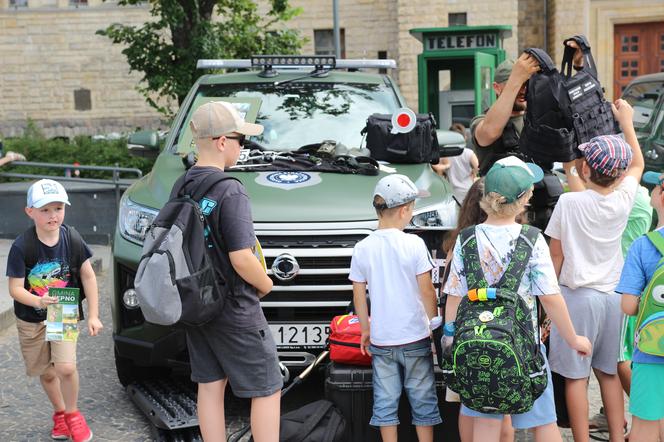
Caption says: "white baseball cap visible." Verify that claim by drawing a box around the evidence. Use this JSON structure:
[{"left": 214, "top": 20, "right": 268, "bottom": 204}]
[
  {"left": 189, "top": 101, "right": 264, "bottom": 139},
  {"left": 373, "top": 174, "right": 430, "bottom": 209},
  {"left": 27, "top": 179, "right": 70, "bottom": 208}
]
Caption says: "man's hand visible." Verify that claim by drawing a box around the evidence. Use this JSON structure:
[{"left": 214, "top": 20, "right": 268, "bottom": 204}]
[
  {"left": 571, "top": 335, "right": 592, "bottom": 357},
  {"left": 360, "top": 330, "right": 371, "bottom": 356},
  {"left": 566, "top": 40, "right": 584, "bottom": 67},
  {"left": 509, "top": 53, "right": 540, "bottom": 86},
  {"left": 87, "top": 316, "right": 104, "bottom": 336},
  {"left": 612, "top": 98, "right": 634, "bottom": 131}
]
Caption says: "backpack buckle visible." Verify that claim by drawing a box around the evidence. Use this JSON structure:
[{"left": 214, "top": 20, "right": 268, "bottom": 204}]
[{"left": 468, "top": 288, "right": 497, "bottom": 302}]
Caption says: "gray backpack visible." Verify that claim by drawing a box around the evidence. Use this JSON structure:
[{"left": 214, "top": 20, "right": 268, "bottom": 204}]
[{"left": 134, "top": 171, "right": 238, "bottom": 326}]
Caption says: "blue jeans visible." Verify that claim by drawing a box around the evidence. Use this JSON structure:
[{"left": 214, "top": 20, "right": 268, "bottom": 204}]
[{"left": 369, "top": 338, "right": 442, "bottom": 427}]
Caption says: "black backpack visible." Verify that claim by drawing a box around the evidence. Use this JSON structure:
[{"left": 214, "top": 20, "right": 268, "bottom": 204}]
[
  {"left": 560, "top": 35, "right": 617, "bottom": 149},
  {"left": 441, "top": 225, "right": 547, "bottom": 415},
  {"left": 23, "top": 224, "right": 88, "bottom": 320},
  {"left": 361, "top": 113, "right": 440, "bottom": 164},
  {"left": 248, "top": 400, "right": 347, "bottom": 442},
  {"left": 518, "top": 47, "right": 577, "bottom": 163},
  {"left": 520, "top": 36, "right": 616, "bottom": 163},
  {"left": 134, "top": 171, "right": 238, "bottom": 326}
]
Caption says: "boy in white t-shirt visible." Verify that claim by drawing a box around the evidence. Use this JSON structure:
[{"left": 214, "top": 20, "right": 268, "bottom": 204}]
[
  {"left": 350, "top": 174, "right": 441, "bottom": 442},
  {"left": 545, "top": 99, "right": 644, "bottom": 442}
]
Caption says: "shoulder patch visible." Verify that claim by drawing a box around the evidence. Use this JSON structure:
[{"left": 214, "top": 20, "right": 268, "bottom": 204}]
[{"left": 199, "top": 198, "right": 217, "bottom": 216}]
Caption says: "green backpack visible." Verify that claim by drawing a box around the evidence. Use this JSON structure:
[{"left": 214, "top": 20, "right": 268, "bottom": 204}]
[
  {"left": 634, "top": 231, "right": 664, "bottom": 357},
  {"left": 442, "top": 224, "right": 547, "bottom": 414}
]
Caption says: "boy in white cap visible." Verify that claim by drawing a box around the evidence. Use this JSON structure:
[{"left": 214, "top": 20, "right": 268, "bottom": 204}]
[
  {"left": 350, "top": 174, "right": 442, "bottom": 442},
  {"left": 443, "top": 156, "right": 591, "bottom": 442},
  {"left": 181, "top": 101, "right": 281, "bottom": 442},
  {"left": 6, "top": 178, "right": 102, "bottom": 442}
]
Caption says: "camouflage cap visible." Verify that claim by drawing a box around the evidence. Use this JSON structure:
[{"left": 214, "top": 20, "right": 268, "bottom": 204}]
[{"left": 494, "top": 59, "right": 515, "bottom": 84}]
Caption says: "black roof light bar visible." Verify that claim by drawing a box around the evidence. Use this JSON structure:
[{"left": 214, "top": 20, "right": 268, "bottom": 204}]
[{"left": 197, "top": 57, "right": 397, "bottom": 72}]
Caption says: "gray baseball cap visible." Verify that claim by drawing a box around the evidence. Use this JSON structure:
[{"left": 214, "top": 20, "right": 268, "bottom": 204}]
[
  {"left": 373, "top": 174, "right": 430, "bottom": 209},
  {"left": 494, "top": 59, "right": 515, "bottom": 84}
]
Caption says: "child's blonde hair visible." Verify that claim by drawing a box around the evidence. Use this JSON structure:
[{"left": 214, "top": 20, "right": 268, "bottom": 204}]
[{"left": 480, "top": 188, "right": 533, "bottom": 218}]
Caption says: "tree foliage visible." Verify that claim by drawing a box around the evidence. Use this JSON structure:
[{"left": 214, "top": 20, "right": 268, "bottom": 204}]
[{"left": 97, "top": 0, "right": 305, "bottom": 115}]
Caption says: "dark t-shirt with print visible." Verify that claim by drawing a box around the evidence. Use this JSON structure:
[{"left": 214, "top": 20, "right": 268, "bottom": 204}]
[
  {"left": 183, "top": 166, "right": 267, "bottom": 330},
  {"left": 6, "top": 225, "right": 92, "bottom": 323}
]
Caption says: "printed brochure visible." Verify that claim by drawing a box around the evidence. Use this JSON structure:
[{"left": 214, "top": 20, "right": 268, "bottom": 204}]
[{"left": 45, "top": 287, "right": 79, "bottom": 342}]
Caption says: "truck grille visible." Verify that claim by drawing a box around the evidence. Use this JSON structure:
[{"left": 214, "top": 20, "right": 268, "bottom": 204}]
[{"left": 258, "top": 228, "right": 371, "bottom": 319}]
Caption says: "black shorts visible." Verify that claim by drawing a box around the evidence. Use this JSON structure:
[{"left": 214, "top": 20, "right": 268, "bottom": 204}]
[{"left": 185, "top": 318, "right": 283, "bottom": 398}]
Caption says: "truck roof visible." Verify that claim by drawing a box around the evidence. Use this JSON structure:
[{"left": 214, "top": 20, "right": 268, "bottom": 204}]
[{"left": 197, "top": 69, "right": 389, "bottom": 86}]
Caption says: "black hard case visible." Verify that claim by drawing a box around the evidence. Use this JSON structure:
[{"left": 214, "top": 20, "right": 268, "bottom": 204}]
[{"left": 324, "top": 362, "right": 460, "bottom": 442}]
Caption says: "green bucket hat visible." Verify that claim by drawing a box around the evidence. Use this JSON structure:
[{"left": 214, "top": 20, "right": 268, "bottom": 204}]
[{"left": 485, "top": 156, "right": 544, "bottom": 203}]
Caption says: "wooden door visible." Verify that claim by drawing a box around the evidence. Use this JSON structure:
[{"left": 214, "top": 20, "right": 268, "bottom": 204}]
[{"left": 614, "top": 22, "right": 664, "bottom": 99}]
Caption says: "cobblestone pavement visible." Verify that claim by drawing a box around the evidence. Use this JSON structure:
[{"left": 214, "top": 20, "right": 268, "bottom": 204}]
[{"left": 0, "top": 245, "right": 618, "bottom": 441}]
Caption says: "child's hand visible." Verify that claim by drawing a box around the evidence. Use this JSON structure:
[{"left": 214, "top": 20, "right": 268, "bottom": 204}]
[
  {"left": 36, "top": 295, "right": 58, "bottom": 309},
  {"left": 611, "top": 98, "right": 634, "bottom": 130},
  {"left": 87, "top": 316, "right": 103, "bottom": 336},
  {"left": 571, "top": 335, "right": 592, "bottom": 357},
  {"left": 360, "top": 330, "right": 371, "bottom": 356}
]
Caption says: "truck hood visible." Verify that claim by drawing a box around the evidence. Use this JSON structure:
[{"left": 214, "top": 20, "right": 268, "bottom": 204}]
[{"left": 128, "top": 153, "right": 456, "bottom": 224}]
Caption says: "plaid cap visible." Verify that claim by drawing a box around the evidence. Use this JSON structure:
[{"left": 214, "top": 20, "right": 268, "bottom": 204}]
[{"left": 578, "top": 135, "right": 632, "bottom": 177}]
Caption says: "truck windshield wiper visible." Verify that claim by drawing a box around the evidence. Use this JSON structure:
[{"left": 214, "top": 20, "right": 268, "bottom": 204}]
[{"left": 273, "top": 69, "right": 331, "bottom": 87}]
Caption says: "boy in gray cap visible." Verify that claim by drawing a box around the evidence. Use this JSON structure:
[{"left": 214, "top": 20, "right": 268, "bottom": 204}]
[
  {"left": 350, "top": 174, "right": 441, "bottom": 442},
  {"left": 183, "top": 101, "right": 281, "bottom": 442}
]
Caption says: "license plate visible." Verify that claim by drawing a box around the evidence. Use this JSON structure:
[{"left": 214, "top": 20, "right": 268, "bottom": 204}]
[{"left": 270, "top": 324, "right": 330, "bottom": 347}]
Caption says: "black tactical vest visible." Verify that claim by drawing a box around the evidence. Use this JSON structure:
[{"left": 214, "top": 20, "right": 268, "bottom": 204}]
[{"left": 473, "top": 114, "right": 523, "bottom": 176}]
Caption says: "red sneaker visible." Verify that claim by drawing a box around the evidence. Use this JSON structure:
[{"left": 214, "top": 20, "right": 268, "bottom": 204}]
[
  {"left": 64, "top": 410, "right": 93, "bottom": 442},
  {"left": 51, "top": 411, "right": 70, "bottom": 440}
]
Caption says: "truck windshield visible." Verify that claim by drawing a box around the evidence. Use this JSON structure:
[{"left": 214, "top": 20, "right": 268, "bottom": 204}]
[
  {"left": 622, "top": 80, "right": 664, "bottom": 129},
  {"left": 175, "top": 81, "right": 401, "bottom": 152}
]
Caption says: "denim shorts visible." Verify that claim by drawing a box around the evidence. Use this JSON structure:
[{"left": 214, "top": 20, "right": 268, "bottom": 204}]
[
  {"left": 369, "top": 338, "right": 442, "bottom": 427},
  {"left": 460, "top": 345, "right": 556, "bottom": 430}
]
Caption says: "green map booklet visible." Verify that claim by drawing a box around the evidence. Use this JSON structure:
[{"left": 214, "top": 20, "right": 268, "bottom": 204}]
[{"left": 45, "top": 287, "right": 80, "bottom": 342}]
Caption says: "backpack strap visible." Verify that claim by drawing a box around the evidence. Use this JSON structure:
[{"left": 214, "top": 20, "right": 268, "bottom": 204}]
[
  {"left": 646, "top": 231, "right": 664, "bottom": 259},
  {"left": 495, "top": 225, "right": 540, "bottom": 291},
  {"left": 459, "top": 225, "right": 489, "bottom": 290},
  {"left": 562, "top": 35, "right": 598, "bottom": 80},
  {"left": 23, "top": 226, "right": 40, "bottom": 272},
  {"left": 66, "top": 225, "right": 88, "bottom": 319},
  {"left": 524, "top": 48, "right": 556, "bottom": 74},
  {"left": 294, "top": 400, "right": 334, "bottom": 442}
]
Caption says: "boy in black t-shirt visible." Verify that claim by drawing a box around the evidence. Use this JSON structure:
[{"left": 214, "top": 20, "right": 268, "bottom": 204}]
[
  {"left": 6, "top": 178, "right": 102, "bottom": 442},
  {"left": 184, "top": 101, "right": 282, "bottom": 442}
]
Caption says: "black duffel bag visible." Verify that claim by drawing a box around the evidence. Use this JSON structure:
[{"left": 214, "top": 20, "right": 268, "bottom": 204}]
[
  {"left": 519, "top": 47, "right": 577, "bottom": 163},
  {"left": 249, "top": 399, "right": 348, "bottom": 442},
  {"left": 362, "top": 113, "right": 440, "bottom": 164}
]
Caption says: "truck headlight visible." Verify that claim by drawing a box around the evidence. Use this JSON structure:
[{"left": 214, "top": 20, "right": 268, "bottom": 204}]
[
  {"left": 118, "top": 193, "right": 158, "bottom": 245},
  {"left": 407, "top": 199, "right": 458, "bottom": 230}
]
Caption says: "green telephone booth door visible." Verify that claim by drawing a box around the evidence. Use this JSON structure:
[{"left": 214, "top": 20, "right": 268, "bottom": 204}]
[{"left": 474, "top": 52, "right": 496, "bottom": 115}]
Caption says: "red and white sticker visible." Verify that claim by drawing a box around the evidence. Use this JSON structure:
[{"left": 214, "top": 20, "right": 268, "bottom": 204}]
[{"left": 391, "top": 108, "right": 417, "bottom": 134}]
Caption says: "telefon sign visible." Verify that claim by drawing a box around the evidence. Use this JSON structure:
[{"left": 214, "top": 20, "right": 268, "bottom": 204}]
[{"left": 426, "top": 33, "right": 498, "bottom": 51}]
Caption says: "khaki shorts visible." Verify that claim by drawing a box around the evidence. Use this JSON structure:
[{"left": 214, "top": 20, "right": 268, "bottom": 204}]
[{"left": 16, "top": 318, "right": 77, "bottom": 377}]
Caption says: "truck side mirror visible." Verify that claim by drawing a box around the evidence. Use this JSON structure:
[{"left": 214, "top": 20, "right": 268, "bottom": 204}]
[
  {"left": 128, "top": 130, "right": 160, "bottom": 158},
  {"left": 436, "top": 129, "right": 465, "bottom": 158}
]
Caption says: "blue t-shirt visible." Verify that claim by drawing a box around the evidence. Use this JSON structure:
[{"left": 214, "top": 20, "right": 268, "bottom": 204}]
[{"left": 616, "top": 227, "right": 664, "bottom": 364}]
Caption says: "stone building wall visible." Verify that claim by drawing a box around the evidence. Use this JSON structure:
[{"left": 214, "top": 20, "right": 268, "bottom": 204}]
[
  {"left": 518, "top": 0, "right": 546, "bottom": 52},
  {"left": 0, "top": 1, "right": 164, "bottom": 138}
]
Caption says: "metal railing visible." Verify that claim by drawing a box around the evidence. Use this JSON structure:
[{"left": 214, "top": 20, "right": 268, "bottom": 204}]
[{"left": 0, "top": 161, "right": 143, "bottom": 207}]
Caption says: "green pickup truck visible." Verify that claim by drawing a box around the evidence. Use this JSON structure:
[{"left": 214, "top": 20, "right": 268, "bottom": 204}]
[{"left": 111, "top": 56, "right": 464, "bottom": 385}]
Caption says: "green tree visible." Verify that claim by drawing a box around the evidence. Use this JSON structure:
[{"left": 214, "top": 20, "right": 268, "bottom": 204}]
[{"left": 97, "top": 0, "right": 305, "bottom": 115}]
